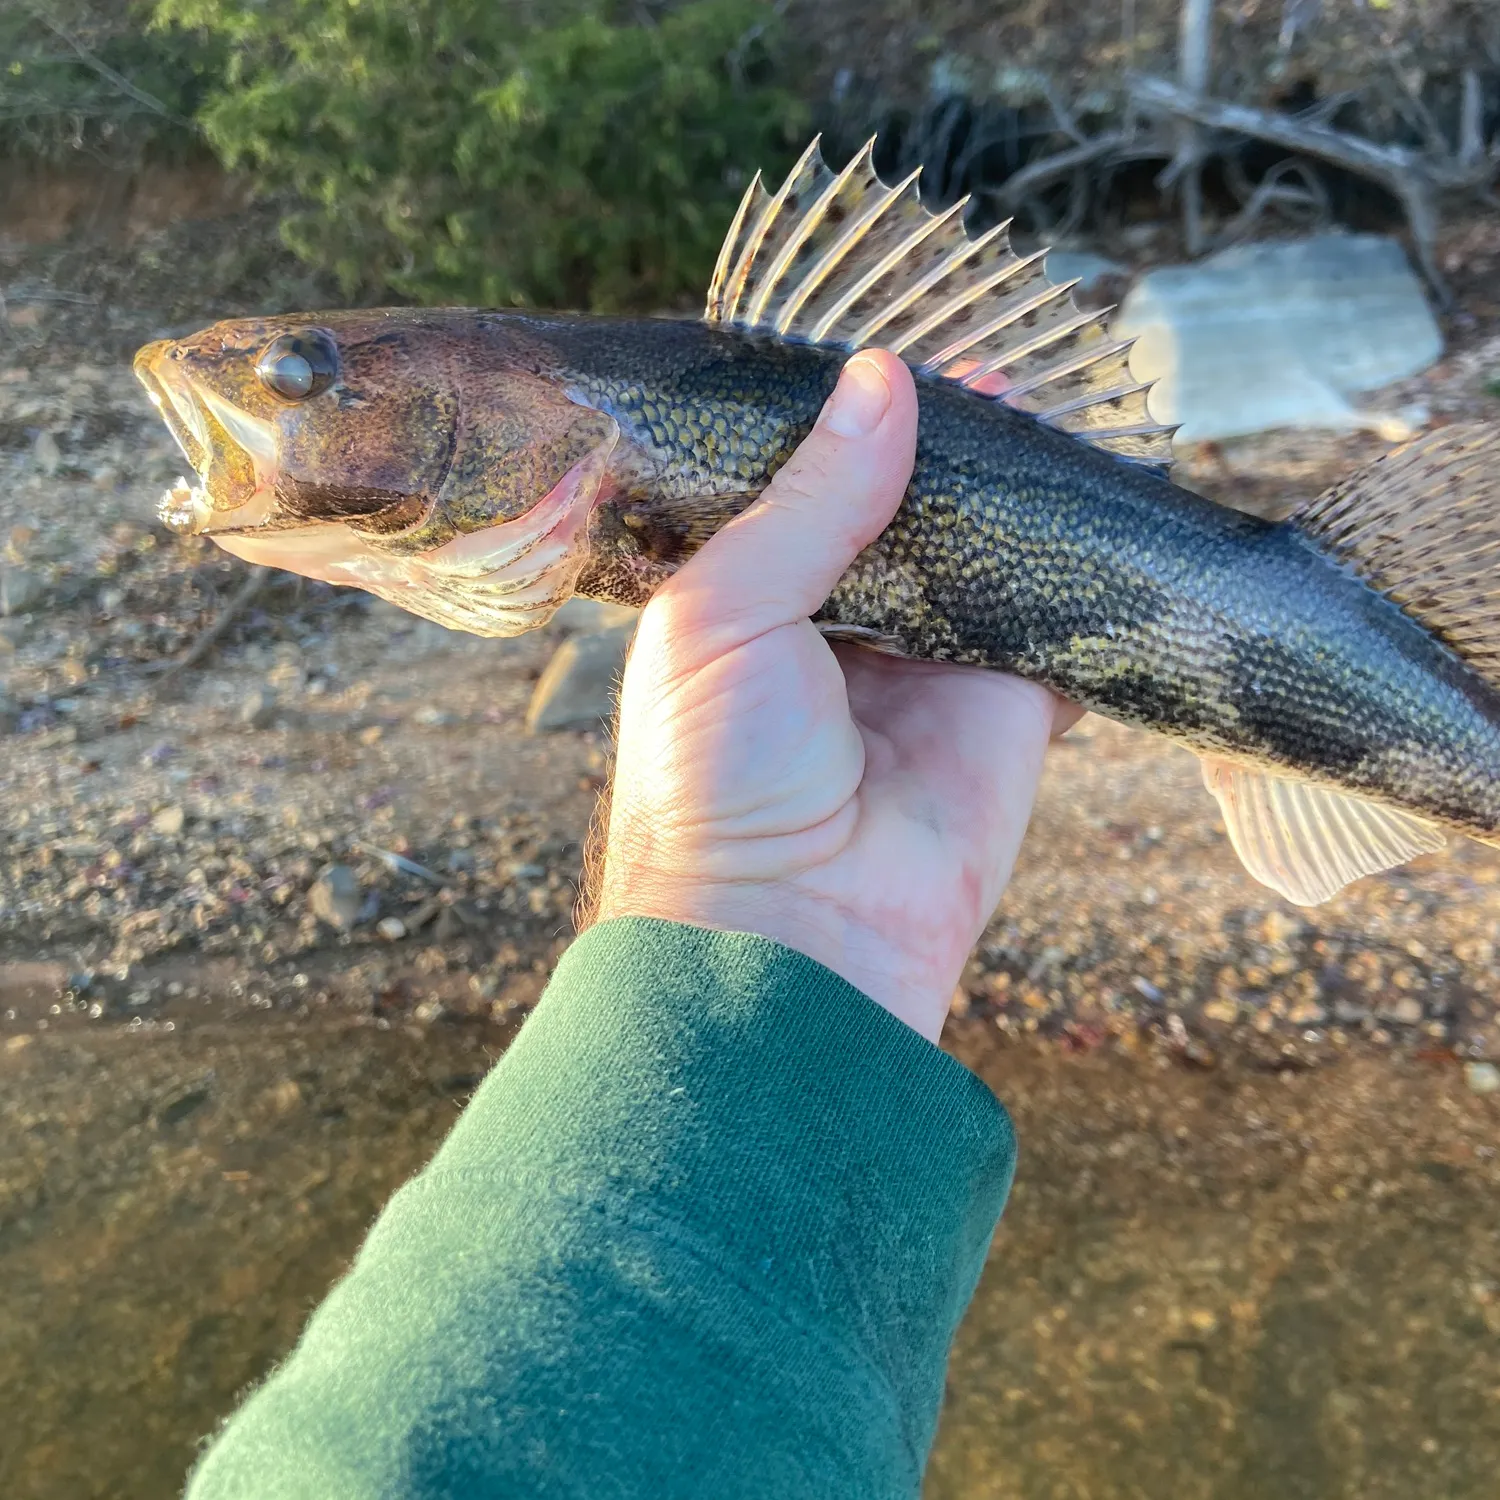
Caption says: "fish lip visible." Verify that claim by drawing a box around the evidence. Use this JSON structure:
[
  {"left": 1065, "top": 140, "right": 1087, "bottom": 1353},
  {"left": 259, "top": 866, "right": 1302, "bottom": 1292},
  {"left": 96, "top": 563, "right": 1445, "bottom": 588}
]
[
  {"left": 134, "top": 350, "right": 207, "bottom": 479},
  {"left": 134, "top": 346, "right": 279, "bottom": 534}
]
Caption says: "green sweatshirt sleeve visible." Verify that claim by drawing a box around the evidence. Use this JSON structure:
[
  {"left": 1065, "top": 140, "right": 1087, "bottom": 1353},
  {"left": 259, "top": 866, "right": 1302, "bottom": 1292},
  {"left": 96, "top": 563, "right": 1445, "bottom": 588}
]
[{"left": 186, "top": 917, "right": 1016, "bottom": 1500}]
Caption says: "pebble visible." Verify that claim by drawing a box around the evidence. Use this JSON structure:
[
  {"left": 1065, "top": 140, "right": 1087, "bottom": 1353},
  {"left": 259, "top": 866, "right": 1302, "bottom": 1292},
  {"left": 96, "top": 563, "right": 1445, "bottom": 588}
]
[
  {"left": 308, "top": 865, "right": 363, "bottom": 931},
  {"left": 239, "top": 686, "right": 278, "bottom": 730},
  {"left": 376, "top": 916, "right": 407, "bottom": 942},
  {"left": 0, "top": 567, "right": 45, "bottom": 617},
  {"left": 150, "top": 805, "right": 186, "bottom": 837},
  {"left": 1464, "top": 1061, "right": 1500, "bottom": 1096},
  {"left": 32, "top": 430, "right": 61, "bottom": 477},
  {"left": 414, "top": 706, "right": 457, "bottom": 727},
  {"left": 1380, "top": 997, "right": 1424, "bottom": 1026}
]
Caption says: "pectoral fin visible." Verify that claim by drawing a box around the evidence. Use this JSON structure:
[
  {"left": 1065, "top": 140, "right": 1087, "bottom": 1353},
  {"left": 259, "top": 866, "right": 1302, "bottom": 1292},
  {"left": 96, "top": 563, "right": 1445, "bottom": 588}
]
[{"left": 1201, "top": 757, "right": 1445, "bottom": 907}]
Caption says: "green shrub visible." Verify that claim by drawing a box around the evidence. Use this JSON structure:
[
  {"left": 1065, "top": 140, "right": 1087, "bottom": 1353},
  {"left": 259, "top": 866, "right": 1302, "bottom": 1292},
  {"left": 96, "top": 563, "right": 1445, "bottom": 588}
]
[
  {"left": 0, "top": 1, "right": 213, "bottom": 161},
  {"left": 154, "top": 0, "right": 806, "bottom": 311}
]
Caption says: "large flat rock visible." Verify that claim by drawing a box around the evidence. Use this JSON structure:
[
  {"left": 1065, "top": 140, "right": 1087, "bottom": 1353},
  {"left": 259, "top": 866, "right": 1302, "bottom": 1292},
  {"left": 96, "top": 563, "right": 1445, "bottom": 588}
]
[{"left": 1114, "top": 234, "right": 1441, "bottom": 444}]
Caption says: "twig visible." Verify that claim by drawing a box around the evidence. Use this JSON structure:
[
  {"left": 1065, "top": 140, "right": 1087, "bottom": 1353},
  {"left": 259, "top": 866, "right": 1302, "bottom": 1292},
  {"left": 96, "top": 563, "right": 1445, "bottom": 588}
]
[
  {"left": 151, "top": 565, "right": 270, "bottom": 690},
  {"left": 354, "top": 843, "right": 448, "bottom": 886},
  {"left": 995, "top": 131, "right": 1128, "bottom": 212},
  {"left": 27, "top": 6, "right": 186, "bottom": 124},
  {"left": 1211, "top": 157, "right": 1330, "bottom": 250}
]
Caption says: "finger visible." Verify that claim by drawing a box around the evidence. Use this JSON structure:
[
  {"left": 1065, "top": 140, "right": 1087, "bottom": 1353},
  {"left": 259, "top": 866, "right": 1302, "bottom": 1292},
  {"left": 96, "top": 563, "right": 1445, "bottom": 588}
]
[{"left": 659, "top": 349, "right": 917, "bottom": 645}]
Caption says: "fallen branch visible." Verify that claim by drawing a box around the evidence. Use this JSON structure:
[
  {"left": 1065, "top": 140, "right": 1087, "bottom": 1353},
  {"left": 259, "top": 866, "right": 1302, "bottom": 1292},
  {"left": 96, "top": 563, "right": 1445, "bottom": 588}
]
[
  {"left": 1128, "top": 73, "right": 1498, "bottom": 302},
  {"left": 994, "top": 130, "right": 1129, "bottom": 212}
]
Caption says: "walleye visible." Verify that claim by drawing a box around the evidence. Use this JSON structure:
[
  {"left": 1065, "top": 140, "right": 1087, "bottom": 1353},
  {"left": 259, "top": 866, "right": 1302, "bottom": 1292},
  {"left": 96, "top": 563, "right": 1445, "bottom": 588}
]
[{"left": 134, "top": 137, "right": 1500, "bottom": 907}]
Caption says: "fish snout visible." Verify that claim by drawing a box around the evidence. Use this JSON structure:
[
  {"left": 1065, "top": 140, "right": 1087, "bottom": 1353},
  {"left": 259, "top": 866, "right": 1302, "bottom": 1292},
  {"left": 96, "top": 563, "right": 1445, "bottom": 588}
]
[{"left": 134, "top": 340, "right": 278, "bottom": 534}]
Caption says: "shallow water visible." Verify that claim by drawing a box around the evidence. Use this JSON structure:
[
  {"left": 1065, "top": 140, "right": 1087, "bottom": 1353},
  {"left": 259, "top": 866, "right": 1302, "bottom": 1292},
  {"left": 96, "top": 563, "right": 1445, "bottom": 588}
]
[{"left": 3, "top": 1010, "right": 1495, "bottom": 1499}]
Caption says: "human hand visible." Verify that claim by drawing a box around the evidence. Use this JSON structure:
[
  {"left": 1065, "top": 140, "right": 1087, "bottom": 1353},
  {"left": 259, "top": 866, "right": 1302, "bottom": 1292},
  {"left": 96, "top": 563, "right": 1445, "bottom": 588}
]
[{"left": 591, "top": 351, "right": 1074, "bottom": 1043}]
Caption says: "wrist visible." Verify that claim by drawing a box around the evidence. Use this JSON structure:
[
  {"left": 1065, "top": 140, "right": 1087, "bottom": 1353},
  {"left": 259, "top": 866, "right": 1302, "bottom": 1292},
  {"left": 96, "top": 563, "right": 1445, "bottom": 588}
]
[{"left": 593, "top": 868, "right": 954, "bottom": 1044}]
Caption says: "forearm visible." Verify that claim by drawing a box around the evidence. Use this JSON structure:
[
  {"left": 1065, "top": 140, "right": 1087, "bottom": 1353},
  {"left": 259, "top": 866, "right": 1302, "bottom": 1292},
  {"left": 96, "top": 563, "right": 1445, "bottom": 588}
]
[{"left": 186, "top": 918, "right": 1016, "bottom": 1500}]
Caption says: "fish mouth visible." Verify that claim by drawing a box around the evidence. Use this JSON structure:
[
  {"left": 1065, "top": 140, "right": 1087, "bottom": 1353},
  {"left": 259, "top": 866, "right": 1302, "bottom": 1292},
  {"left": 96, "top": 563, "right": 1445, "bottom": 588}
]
[{"left": 133, "top": 343, "right": 280, "bottom": 535}]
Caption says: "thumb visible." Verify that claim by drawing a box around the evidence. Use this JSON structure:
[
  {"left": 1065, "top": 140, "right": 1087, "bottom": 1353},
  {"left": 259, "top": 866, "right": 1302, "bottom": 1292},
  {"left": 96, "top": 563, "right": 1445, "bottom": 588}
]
[{"left": 658, "top": 349, "right": 918, "bottom": 648}]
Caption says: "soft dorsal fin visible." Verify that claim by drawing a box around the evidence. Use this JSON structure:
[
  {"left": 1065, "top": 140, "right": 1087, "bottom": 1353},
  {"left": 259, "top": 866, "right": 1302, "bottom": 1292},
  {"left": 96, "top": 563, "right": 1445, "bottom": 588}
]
[
  {"left": 1201, "top": 757, "right": 1445, "bottom": 907},
  {"left": 704, "top": 137, "right": 1174, "bottom": 471},
  {"left": 1293, "top": 424, "right": 1500, "bottom": 686}
]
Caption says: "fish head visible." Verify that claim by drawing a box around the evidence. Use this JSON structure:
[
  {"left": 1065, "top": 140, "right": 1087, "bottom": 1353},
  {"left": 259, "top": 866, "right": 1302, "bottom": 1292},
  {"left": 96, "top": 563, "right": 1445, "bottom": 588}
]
[{"left": 133, "top": 311, "right": 619, "bottom": 635}]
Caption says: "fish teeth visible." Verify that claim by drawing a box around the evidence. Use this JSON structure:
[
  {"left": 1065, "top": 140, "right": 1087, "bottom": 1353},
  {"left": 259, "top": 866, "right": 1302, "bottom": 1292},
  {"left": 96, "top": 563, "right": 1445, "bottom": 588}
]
[{"left": 158, "top": 477, "right": 210, "bottom": 536}]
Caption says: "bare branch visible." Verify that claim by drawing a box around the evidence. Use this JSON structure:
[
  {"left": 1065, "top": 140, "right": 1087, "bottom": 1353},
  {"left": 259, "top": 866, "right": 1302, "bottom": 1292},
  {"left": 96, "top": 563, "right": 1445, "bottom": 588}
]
[
  {"left": 1172, "top": 0, "right": 1215, "bottom": 256},
  {"left": 994, "top": 131, "right": 1129, "bottom": 212},
  {"left": 1129, "top": 74, "right": 1495, "bottom": 193},
  {"left": 27, "top": 6, "right": 186, "bottom": 124},
  {"left": 1128, "top": 73, "right": 1496, "bottom": 305},
  {"left": 1460, "top": 68, "right": 1485, "bottom": 170}
]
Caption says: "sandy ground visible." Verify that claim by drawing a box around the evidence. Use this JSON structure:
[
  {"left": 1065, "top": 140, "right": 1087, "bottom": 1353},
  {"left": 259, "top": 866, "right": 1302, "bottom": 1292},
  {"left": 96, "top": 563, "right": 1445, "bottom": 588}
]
[{"left": 3, "top": 211, "right": 1500, "bottom": 1497}]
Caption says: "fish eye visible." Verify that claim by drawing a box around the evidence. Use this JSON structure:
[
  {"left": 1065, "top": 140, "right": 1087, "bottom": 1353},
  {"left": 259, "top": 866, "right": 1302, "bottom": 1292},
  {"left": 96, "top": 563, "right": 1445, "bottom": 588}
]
[{"left": 255, "top": 330, "right": 339, "bottom": 402}]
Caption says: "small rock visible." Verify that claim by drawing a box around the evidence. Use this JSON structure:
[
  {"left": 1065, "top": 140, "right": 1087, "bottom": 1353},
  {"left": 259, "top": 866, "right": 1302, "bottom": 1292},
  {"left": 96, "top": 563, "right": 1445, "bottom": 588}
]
[
  {"left": 1464, "top": 1061, "right": 1500, "bottom": 1096},
  {"left": 0, "top": 568, "right": 45, "bottom": 617},
  {"left": 32, "top": 431, "right": 61, "bottom": 477},
  {"left": 446, "top": 849, "right": 476, "bottom": 874},
  {"left": 525, "top": 625, "right": 635, "bottom": 733},
  {"left": 265, "top": 1079, "right": 303, "bottom": 1113},
  {"left": 414, "top": 705, "right": 457, "bottom": 727},
  {"left": 309, "top": 865, "right": 362, "bottom": 931},
  {"left": 358, "top": 723, "right": 385, "bottom": 745},
  {"left": 1380, "top": 996, "right": 1424, "bottom": 1026},
  {"left": 376, "top": 916, "right": 407, "bottom": 942},
  {"left": 239, "top": 686, "right": 278, "bottom": 729},
  {"left": 151, "top": 805, "right": 186, "bottom": 837},
  {"left": 1186, "top": 1308, "right": 1219, "bottom": 1336},
  {"left": 6, "top": 524, "right": 38, "bottom": 560},
  {"left": 412, "top": 999, "right": 446, "bottom": 1025}
]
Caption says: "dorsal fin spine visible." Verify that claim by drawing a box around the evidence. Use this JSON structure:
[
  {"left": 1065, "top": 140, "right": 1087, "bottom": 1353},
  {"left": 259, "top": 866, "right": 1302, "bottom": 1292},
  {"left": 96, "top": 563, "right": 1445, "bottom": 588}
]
[
  {"left": 891, "top": 250, "right": 1057, "bottom": 361},
  {"left": 847, "top": 210, "right": 1008, "bottom": 347},
  {"left": 705, "top": 170, "right": 763, "bottom": 322},
  {"left": 773, "top": 165, "right": 921, "bottom": 336},
  {"left": 1037, "top": 379, "right": 1150, "bottom": 421},
  {"left": 805, "top": 194, "right": 968, "bottom": 342},
  {"left": 956, "top": 305, "right": 1101, "bottom": 385},
  {"left": 744, "top": 142, "right": 873, "bottom": 328},
  {"left": 723, "top": 135, "right": 823, "bottom": 323},
  {"left": 1000, "top": 337, "right": 1134, "bottom": 398},
  {"left": 706, "top": 136, "right": 1177, "bottom": 470},
  {"left": 922, "top": 273, "right": 1078, "bottom": 371}
]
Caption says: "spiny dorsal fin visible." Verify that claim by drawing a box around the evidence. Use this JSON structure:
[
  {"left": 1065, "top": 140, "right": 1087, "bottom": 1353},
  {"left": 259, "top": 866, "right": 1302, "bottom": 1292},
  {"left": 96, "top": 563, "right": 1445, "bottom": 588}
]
[
  {"left": 703, "top": 137, "right": 1174, "bottom": 471},
  {"left": 1201, "top": 757, "right": 1445, "bottom": 907},
  {"left": 1293, "top": 425, "right": 1500, "bottom": 686}
]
